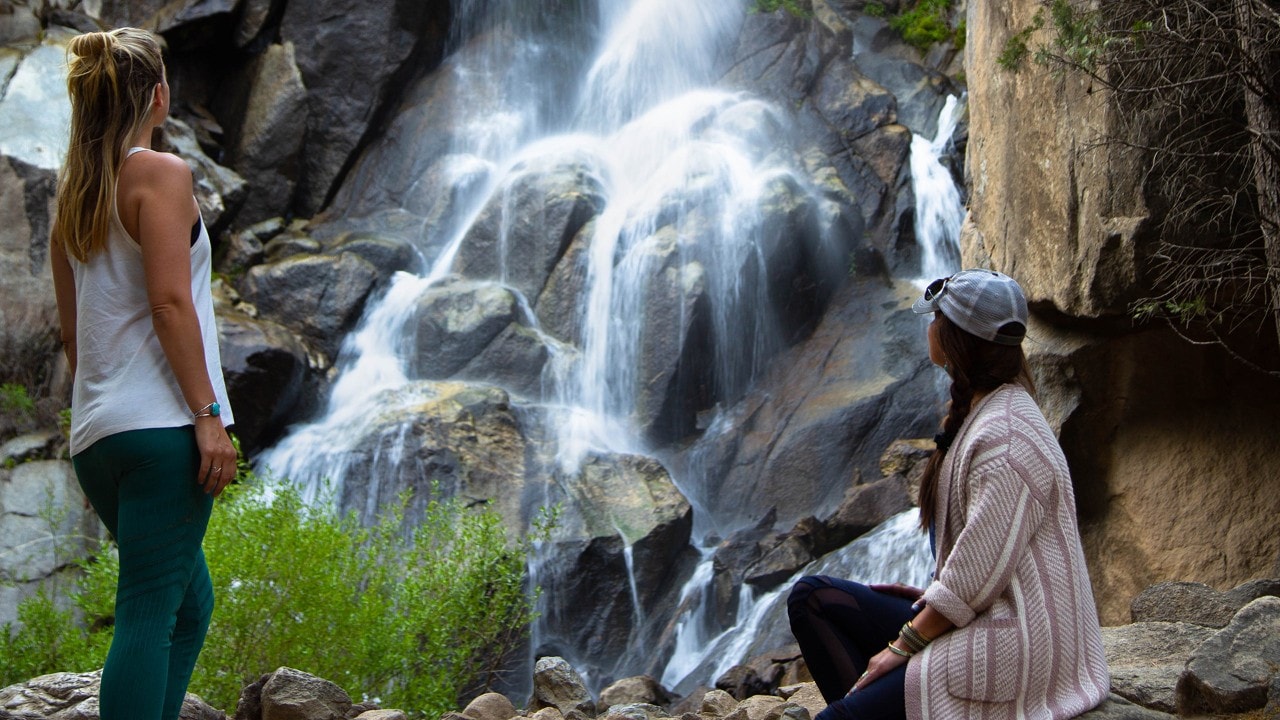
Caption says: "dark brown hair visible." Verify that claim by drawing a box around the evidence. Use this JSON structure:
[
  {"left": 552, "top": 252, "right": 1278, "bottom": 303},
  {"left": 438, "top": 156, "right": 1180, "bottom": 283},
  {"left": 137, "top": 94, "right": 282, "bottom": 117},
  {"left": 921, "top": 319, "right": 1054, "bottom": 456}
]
[{"left": 917, "top": 312, "right": 1035, "bottom": 530}]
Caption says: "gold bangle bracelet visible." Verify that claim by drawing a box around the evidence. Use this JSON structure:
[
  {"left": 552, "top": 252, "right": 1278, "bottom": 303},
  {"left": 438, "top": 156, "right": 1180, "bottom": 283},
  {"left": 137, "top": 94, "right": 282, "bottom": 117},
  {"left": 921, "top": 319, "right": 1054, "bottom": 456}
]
[{"left": 886, "top": 641, "right": 914, "bottom": 658}]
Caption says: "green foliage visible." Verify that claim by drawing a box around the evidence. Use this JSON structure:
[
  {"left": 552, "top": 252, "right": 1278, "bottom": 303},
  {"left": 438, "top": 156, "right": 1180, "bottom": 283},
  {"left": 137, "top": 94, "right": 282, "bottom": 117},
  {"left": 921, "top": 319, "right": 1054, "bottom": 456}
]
[
  {"left": 1133, "top": 298, "right": 1209, "bottom": 326},
  {"left": 889, "top": 0, "right": 953, "bottom": 52},
  {"left": 0, "top": 383, "right": 35, "bottom": 424},
  {"left": 953, "top": 19, "right": 966, "bottom": 49},
  {"left": 999, "top": 1, "right": 1108, "bottom": 72},
  {"left": 750, "top": 0, "right": 813, "bottom": 19},
  {"left": 864, "top": 2, "right": 886, "bottom": 18},
  {"left": 998, "top": 16, "right": 1043, "bottom": 71},
  {"left": 58, "top": 408, "right": 72, "bottom": 440},
  {"left": 0, "top": 547, "right": 118, "bottom": 682},
  {"left": 1034, "top": 0, "right": 1106, "bottom": 70},
  {"left": 0, "top": 478, "right": 540, "bottom": 717}
]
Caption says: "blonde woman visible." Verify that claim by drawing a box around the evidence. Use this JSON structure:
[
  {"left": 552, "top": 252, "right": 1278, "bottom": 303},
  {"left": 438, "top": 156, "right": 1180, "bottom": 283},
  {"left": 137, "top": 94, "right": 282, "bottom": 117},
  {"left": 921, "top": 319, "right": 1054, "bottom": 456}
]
[{"left": 49, "top": 27, "right": 237, "bottom": 720}]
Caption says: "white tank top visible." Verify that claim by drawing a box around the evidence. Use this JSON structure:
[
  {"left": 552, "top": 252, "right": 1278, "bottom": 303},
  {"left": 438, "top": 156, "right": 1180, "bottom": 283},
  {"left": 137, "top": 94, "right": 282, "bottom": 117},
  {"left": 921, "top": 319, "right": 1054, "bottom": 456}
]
[{"left": 68, "top": 147, "right": 234, "bottom": 455}]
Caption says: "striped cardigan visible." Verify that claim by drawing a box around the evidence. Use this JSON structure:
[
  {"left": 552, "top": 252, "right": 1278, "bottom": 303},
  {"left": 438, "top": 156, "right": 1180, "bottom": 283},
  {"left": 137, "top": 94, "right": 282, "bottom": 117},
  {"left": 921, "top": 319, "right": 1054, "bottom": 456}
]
[{"left": 905, "top": 383, "right": 1110, "bottom": 720}]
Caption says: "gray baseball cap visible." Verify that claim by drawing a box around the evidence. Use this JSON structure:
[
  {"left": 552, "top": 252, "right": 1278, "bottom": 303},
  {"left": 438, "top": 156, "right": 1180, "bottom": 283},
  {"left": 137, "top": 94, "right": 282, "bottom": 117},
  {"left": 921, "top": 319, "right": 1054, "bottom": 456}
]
[{"left": 911, "top": 269, "right": 1029, "bottom": 346}]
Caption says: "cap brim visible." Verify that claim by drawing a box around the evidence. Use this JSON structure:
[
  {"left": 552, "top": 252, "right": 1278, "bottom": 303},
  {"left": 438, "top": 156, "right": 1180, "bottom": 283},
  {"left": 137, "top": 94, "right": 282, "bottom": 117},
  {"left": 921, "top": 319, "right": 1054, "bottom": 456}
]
[{"left": 911, "top": 296, "right": 936, "bottom": 314}]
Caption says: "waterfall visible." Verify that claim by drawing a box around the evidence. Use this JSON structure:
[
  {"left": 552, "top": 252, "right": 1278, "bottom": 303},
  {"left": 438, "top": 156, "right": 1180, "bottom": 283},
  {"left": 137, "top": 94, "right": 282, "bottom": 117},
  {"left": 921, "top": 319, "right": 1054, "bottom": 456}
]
[
  {"left": 260, "top": 0, "right": 796, "bottom": 492},
  {"left": 659, "top": 510, "right": 933, "bottom": 692},
  {"left": 256, "top": 0, "right": 944, "bottom": 691},
  {"left": 911, "top": 94, "right": 965, "bottom": 281},
  {"left": 652, "top": 95, "right": 968, "bottom": 688}
]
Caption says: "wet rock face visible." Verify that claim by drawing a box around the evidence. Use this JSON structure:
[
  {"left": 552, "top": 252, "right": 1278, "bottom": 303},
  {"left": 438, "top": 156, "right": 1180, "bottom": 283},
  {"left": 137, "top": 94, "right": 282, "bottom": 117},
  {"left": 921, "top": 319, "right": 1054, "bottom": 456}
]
[
  {"left": 216, "top": 309, "right": 310, "bottom": 452},
  {"left": 239, "top": 251, "right": 381, "bottom": 364},
  {"left": 453, "top": 161, "right": 606, "bottom": 305}
]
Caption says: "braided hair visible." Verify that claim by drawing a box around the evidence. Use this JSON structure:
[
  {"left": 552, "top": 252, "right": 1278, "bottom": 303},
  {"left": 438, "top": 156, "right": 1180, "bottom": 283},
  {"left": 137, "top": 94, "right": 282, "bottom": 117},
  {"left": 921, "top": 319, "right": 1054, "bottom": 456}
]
[{"left": 917, "top": 312, "right": 1035, "bottom": 531}]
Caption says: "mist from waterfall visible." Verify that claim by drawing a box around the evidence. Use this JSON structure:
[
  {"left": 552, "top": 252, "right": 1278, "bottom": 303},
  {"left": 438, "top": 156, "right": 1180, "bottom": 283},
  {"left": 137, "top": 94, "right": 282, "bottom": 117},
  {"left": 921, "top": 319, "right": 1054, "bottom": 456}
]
[
  {"left": 260, "top": 0, "right": 797, "bottom": 494},
  {"left": 256, "top": 0, "right": 947, "bottom": 691},
  {"left": 659, "top": 510, "right": 933, "bottom": 692}
]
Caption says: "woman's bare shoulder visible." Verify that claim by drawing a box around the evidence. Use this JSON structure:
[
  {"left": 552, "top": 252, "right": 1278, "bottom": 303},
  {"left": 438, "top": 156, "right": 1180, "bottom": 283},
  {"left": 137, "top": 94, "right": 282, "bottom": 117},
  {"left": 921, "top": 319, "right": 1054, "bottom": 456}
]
[{"left": 122, "top": 150, "right": 193, "bottom": 188}]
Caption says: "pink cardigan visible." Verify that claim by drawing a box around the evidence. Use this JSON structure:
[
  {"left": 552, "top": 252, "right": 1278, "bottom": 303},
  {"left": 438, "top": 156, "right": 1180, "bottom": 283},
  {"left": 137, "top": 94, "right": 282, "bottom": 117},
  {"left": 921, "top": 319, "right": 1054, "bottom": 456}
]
[{"left": 906, "top": 384, "right": 1110, "bottom": 720}]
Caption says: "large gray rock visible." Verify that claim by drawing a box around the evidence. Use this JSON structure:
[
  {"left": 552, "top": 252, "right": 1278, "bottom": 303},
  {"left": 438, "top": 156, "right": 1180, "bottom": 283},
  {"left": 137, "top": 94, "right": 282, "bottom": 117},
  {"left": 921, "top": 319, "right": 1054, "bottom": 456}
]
[
  {"left": 462, "top": 692, "right": 518, "bottom": 720},
  {"left": 629, "top": 225, "right": 711, "bottom": 443},
  {"left": 819, "top": 474, "right": 912, "bottom": 555},
  {"left": 452, "top": 159, "right": 605, "bottom": 304},
  {"left": 224, "top": 42, "right": 308, "bottom": 228},
  {"left": 847, "top": 15, "right": 956, "bottom": 138},
  {"left": 327, "top": 234, "right": 418, "bottom": 278},
  {"left": 598, "top": 677, "right": 673, "bottom": 710},
  {"left": 1129, "top": 581, "right": 1237, "bottom": 628},
  {"left": 679, "top": 277, "right": 937, "bottom": 532},
  {"left": 216, "top": 308, "right": 310, "bottom": 452},
  {"left": 0, "top": 670, "right": 224, "bottom": 719},
  {"left": 528, "top": 657, "right": 595, "bottom": 718},
  {"left": 259, "top": 666, "right": 352, "bottom": 720},
  {"left": 0, "top": 4, "right": 41, "bottom": 44},
  {"left": 532, "top": 453, "right": 696, "bottom": 677},
  {"left": 0, "top": 36, "right": 69, "bottom": 369},
  {"left": 0, "top": 34, "right": 73, "bottom": 171},
  {"left": 239, "top": 252, "right": 381, "bottom": 365},
  {"left": 1176, "top": 596, "right": 1280, "bottom": 714},
  {"left": 458, "top": 322, "right": 559, "bottom": 400},
  {"left": 0, "top": 459, "right": 103, "bottom": 628},
  {"left": 0, "top": 155, "right": 57, "bottom": 376},
  {"left": 411, "top": 279, "right": 520, "bottom": 379},
  {"left": 1100, "top": 622, "right": 1215, "bottom": 712},
  {"left": 279, "top": 0, "right": 447, "bottom": 216},
  {"left": 160, "top": 115, "right": 248, "bottom": 239},
  {"left": 1075, "top": 694, "right": 1175, "bottom": 720}
]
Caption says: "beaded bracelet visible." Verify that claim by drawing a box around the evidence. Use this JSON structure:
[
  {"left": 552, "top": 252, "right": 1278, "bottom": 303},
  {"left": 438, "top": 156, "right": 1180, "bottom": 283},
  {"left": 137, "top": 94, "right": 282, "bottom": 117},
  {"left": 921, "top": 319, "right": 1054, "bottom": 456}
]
[{"left": 899, "top": 621, "right": 932, "bottom": 653}]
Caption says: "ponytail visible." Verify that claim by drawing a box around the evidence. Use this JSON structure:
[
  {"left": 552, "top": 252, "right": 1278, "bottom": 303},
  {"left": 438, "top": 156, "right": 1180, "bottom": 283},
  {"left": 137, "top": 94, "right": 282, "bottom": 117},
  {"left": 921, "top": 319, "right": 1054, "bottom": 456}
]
[
  {"left": 55, "top": 27, "right": 164, "bottom": 262},
  {"left": 917, "top": 313, "right": 1034, "bottom": 531}
]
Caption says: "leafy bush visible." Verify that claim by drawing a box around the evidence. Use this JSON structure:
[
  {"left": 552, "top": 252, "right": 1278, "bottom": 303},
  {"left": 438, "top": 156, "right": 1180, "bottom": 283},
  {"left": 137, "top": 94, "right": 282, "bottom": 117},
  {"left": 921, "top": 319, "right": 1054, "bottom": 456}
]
[
  {"left": 0, "top": 548, "right": 117, "bottom": 681},
  {"left": 750, "top": 0, "right": 813, "bottom": 19},
  {"left": 0, "top": 478, "right": 539, "bottom": 718},
  {"left": 0, "top": 383, "right": 36, "bottom": 426},
  {"left": 890, "top": 0, "right": 953, "bottom": 52}
]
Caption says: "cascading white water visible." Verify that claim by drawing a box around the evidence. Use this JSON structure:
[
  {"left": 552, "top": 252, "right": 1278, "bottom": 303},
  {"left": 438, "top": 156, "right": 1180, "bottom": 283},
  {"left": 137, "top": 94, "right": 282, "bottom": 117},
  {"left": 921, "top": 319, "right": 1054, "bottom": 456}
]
[
  {"left": 257, "top": 0, "right": 951, "bottom": 692},
  {"left": 655, "top": 95, "right": 970, "bottom": 687},
  {"left": 659, "top": 510, "right": 933, "bottom": 691},
  {"left": 911, "top": 94, "right": 966, "bottom": 281},
  {"left": 262, "top": 0, "right": 792, "bottom": 488}
]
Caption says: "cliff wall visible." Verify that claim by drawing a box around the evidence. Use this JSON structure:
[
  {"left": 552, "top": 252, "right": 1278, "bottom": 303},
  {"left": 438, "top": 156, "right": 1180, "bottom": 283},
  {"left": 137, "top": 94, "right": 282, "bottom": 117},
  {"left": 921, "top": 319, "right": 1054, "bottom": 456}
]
[{"left": 964, "top": 0, "right": 1280, "bottom": 623}]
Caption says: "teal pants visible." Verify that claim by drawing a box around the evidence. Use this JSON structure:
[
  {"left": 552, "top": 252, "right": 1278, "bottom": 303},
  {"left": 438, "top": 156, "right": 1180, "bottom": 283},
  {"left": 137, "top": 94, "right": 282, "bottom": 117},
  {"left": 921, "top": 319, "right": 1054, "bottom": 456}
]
[{"left": 72, "top": 426, "right": 214, "bottom": 720}]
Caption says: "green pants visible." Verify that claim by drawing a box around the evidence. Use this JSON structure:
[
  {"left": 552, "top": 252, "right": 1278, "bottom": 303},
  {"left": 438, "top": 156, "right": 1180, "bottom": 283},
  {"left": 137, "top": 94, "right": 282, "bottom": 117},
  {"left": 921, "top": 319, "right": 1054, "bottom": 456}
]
[{"left": 72, "top": 426, "right": 214, "bottom": 720}]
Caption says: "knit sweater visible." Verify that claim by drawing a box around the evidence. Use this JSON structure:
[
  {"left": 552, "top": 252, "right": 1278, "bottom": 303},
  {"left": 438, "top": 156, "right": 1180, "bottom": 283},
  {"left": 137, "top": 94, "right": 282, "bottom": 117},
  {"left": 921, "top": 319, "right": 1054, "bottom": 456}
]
[{"left": 905, "top": 383, "right": 1110, "bottom": 720}]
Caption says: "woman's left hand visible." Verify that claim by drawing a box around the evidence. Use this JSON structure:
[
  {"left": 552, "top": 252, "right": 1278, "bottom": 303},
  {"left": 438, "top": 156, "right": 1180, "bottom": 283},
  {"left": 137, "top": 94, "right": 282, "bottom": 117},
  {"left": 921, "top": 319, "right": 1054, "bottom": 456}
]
[{"left": 849, "top": 645, "right": 909, "bottom": 694}]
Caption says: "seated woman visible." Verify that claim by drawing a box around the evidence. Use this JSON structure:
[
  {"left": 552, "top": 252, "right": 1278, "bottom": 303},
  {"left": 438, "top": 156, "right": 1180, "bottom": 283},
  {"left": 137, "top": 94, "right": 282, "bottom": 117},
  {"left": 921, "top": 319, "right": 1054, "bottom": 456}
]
[{"left": 788, "top": 269, "right": 1109, "bottom": 720}]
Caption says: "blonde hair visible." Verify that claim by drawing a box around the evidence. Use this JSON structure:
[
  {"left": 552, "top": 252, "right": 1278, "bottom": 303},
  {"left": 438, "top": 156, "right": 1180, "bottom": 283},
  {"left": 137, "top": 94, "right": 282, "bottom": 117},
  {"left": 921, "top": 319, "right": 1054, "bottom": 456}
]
[{"left": 55, "top": 27, "right": 165, "bottom": 262}]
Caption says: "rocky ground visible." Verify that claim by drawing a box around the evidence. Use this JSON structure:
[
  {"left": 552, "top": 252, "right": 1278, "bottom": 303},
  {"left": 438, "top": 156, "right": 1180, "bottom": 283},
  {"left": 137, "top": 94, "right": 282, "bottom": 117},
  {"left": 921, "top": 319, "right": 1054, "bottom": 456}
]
[{"left": 2, "top": 579, "right": 1277, "bottom": 720}]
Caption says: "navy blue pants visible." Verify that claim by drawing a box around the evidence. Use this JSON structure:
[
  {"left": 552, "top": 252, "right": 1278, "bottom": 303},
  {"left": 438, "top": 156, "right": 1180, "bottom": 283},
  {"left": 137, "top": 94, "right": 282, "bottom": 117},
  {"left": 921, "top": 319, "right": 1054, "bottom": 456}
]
[{"left": 787, "top": 576, "right": 915, "bottom": 720}]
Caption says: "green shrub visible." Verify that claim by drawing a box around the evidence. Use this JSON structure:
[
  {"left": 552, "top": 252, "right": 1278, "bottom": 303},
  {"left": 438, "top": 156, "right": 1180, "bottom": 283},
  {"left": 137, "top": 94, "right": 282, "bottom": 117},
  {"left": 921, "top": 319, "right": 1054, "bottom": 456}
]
[
  {"left": 890, "top": 0, "right": 953, "bottom": 52},
  {"left": 864, "top": 2, "right": 887, "bottom": 18},
  {"left": 750, "top": 0, "right": 813, "bottom": 19},
  {"left": 0, "top": 478, "right": 539, "bottom": 718},
  {"left": 0, "top": 545, "right": 118, "bottom": 681},
  {"left": 0, "top": 383, "right": 36, "bottom": 424}
]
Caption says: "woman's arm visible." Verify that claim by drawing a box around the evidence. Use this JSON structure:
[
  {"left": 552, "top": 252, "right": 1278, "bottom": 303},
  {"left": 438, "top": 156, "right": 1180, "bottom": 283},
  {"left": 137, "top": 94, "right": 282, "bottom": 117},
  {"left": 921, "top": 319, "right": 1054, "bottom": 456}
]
[
  {"left": 127, "top": 152, "right": 237, "bottom": 495},
  {"left": 49, "top": 230, "right": 78, "bottom": 378}
]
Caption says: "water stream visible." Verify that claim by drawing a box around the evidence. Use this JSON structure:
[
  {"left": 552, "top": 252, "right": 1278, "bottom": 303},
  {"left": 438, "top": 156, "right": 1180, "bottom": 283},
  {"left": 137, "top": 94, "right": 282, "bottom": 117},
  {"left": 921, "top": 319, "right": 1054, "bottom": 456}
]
[{"left": 258, "top": 0, "right": 965, "bottom": 691}]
